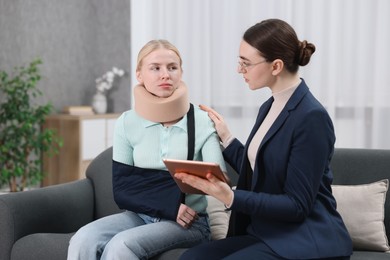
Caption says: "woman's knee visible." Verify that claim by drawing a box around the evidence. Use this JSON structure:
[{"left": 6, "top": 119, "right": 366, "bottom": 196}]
[
  {"left": 102, "top": 234, "right": 139, "bottom": 259},
  {"left": 69, "top": 223, "right": 110, "bottom": 253},
  {"left": 180, "top": 244, "right": 217, "bottom": 260},
  {"left": 69, "top": 228, "right": 91, "bottom": 247}
]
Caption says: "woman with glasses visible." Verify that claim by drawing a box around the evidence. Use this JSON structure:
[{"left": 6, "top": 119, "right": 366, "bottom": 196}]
[{"left": 176, "top": 19, "right": 352, "bottom": 260}]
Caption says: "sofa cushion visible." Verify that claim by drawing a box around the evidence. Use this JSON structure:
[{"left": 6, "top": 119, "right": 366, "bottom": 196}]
[
  {"left": 11, "top": 232, "right": 74, "bottom": 260},
  {"left": 351, "top": 251, "right": 390, "bottom": 260},
  {"left": 332, "top": 179, "right": 390, "bottom": 252}
]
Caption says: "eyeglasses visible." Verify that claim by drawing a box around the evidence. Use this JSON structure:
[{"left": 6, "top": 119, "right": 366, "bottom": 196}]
[{"left": 237, "top": 59, "right": 267, "bottom": 71}]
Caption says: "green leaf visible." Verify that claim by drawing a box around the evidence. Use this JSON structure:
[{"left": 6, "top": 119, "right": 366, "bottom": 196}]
[{"left": 0, "top": 59, "right": 62, "bottom": 191}]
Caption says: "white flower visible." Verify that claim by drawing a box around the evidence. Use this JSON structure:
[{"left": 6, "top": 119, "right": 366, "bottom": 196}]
[
  {"left": 106, "top": 72, "right": 115, "bottom": 82},
  {"left": 112, "top": 67, "right": 125, "bottom": 77},
  {"left": 95, "top": 67, "right": 125, "bottom": 93}
]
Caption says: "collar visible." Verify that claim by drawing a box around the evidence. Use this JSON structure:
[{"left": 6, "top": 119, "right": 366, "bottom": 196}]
[
  {"left": 134, "top": 81, "right": 190, "bottom": 123},
  {"left": 141, "top": 114, "right": 188, "bottom": 132}
]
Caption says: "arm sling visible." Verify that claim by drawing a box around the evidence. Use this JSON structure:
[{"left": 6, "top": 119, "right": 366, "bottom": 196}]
[{"left": 112, "top": 104, "right": 195, "bottom": 220}]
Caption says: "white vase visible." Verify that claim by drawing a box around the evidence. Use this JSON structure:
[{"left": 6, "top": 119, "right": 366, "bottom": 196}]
[{"left": 92, "top": 92, "right": 107, "bottom": 114}]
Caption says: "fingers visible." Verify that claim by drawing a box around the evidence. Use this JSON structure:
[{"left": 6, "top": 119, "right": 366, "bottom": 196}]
[
  {"left": 177, "top": 218, "right": 190, "bottom": 228},
  {"left": 176, "top": 174, "right": 232, "bottom": 208},
  {"left": 176, "top": 204, "right": 198, "bottom": 229},
  {"left": 205, "top": 172, "right": 219, "bottom": 183},
  {"left": 184, "top": 207, "right": 198, "bottom": 220},
  {"left": 175, "top": 172, "right": 197, "bottom": 183},
  {"left": 175, "top": 173, "right": 208, "bottom": 193},
  {"left": 208, "top": 112, "right": 220, "bottom": 123},
  {"left": 175, "top": 172, "right": 222, "bottom": 198},
  {"left": 199, "top": 104, "right": 223, "bottom": 122},
  {"left": 199, "top": 104, "right": 211, "bottom": 112},
  {"left": 199, "top": 106, "right": 231, "bottom": 142}
]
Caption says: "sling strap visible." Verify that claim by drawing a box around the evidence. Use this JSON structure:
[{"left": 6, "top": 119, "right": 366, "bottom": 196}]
[
  {"left": 186, "top": 103, "right": 195, "bottom": 161},
  {"left": 182, "top": 103, "right": 195, "bottom": 204}
]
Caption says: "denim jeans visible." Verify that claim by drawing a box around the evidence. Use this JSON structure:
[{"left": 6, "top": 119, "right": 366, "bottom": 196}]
[{"left": 67, "top": 210, "right": 210, "bottom": 260}]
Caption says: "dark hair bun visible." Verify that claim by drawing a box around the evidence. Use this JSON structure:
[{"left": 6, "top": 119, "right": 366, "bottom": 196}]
[{"left": 298, "top": 40, "right": 316, "bottom": 66}]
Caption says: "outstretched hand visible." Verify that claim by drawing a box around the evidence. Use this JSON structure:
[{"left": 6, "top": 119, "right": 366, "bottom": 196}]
[
  {"left": 175, "top": 172, "right": 233, "bottom": 207},
  {"left": 199, "top": 104, "right": 232, "bottom": 143}
]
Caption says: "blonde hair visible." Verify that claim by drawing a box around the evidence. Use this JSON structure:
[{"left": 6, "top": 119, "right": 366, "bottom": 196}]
[{"left": 136, "top": 39, "right": 182, "bottom": 71}]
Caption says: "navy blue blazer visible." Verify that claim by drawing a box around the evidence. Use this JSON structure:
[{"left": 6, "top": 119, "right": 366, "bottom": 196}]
[{"left": 224, "top": 79, "right": 352, "bottom": 259}]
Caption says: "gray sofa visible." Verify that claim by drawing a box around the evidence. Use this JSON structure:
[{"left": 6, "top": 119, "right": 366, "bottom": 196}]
[{"left": 0, "top": 147, "right": 389, "bottom": 260}]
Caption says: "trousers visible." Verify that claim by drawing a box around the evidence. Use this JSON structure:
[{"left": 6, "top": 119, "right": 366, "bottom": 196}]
[
  {"left": 67, "top": 210, "right": 210, "bottom": 260},
  {"left": 180, "top": 235, "right": 351, "bottom": 260}
]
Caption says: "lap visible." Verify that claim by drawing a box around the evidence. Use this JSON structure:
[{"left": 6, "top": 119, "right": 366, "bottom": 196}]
[
  {"left": 102, "top": 214, "right": 210, "bottom": 259},
  {"left": 180, "top": 235, "right": 350, "bottom": 260},
  {"left": 70, "top": 211, "right": 210, "bottom": 259},
  {"left": 70, "top": 211, "right": 145, "bottom": 243},
  {"left": 109, "top": 219, "right": 207, "bottom": 248},
  {"left": 74, "top": 210, "right": 209, "bottom": 243},
  {"left": 180, "top": 235, "right": 269, "bottom": 260}
]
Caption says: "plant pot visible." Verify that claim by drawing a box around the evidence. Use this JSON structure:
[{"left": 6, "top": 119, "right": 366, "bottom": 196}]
[{"left": 92, "top": 92, "right": 107, "bottom": 114}]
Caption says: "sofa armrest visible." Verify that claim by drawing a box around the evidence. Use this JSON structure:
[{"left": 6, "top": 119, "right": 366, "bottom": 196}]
[{"left": 0, "top": 179, "right": 94, "bottom": 260}]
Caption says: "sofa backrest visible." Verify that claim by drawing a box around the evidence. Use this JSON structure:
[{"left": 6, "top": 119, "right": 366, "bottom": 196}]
[
  {"left": 330, "top": 148, "right": 390, "bottom": 240},
  {"left": 86, "top": 147, "right": 122, "bottom": 219},
  {"left": 86, "top": 147, "right": 390, "bottom": 239}
]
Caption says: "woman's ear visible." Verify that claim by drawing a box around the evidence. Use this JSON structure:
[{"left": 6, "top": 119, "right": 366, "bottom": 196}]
[
  {"left": 271, "top": 59, "right": 284, "bottom": 76},
  {"left": 136, "top": 71, "right": 143, "bottom": 84}
]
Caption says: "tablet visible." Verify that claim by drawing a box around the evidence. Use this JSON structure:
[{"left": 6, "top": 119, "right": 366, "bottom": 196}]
[{"left": 163, "top": 158, "right": 229, "bottom": 194}]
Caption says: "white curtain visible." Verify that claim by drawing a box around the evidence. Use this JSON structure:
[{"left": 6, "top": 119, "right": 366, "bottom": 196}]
[{"left": 130, "top": 0, "right": 390, "bottom": 149}]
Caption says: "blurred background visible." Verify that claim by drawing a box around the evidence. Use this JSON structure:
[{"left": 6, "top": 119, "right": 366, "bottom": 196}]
[{"left": 1, "top": 0, "right": 389, "bottom": 149}]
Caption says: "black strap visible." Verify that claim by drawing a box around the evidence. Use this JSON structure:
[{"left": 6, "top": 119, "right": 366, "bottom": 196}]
[
  {"left": 182, "top": 103, "right": 195, "bottom": 204},
  {"left": 186, "top": 103, "right": 195, "bottom": 161}
]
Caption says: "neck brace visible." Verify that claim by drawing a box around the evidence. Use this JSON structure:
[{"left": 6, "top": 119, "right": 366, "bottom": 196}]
[{"left": 134, "top": 82, "right": 190, "bottom": 123}]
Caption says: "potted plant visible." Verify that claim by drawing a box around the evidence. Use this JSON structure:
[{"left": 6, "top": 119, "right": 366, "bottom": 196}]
[{"left": 0, "top": 59, "right": 62, "bottom": 192}]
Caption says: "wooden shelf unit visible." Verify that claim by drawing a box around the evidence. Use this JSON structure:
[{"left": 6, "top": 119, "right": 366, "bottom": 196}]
[{"left": 42, "top": 113, "right": 120, "bottom": 186}]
